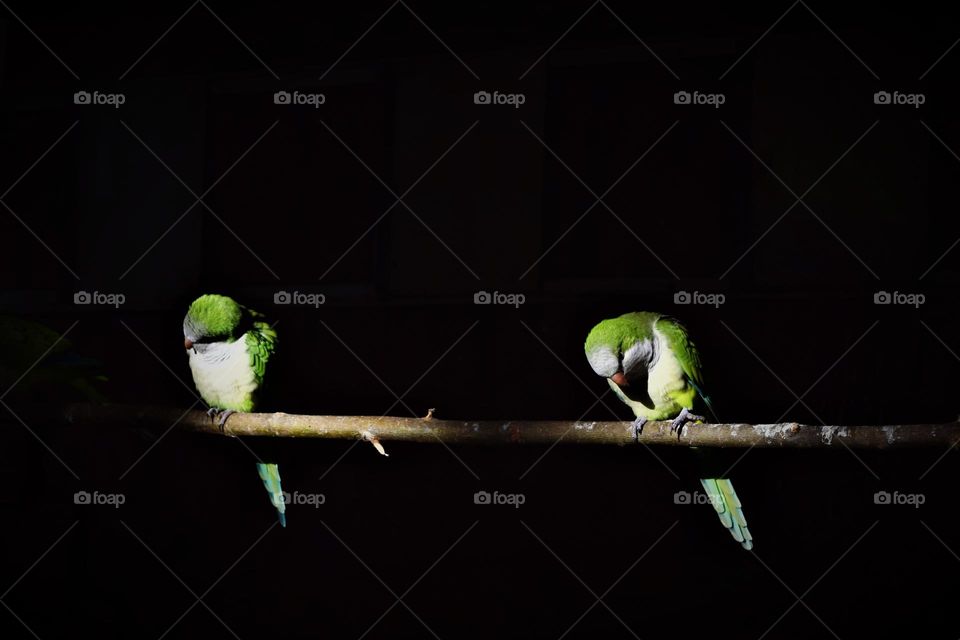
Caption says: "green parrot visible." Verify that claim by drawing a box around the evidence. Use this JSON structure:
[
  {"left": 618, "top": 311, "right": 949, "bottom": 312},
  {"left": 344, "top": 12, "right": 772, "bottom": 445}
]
[
  {"left": 0, "top": 316, "right": 107, "bottom": 404},
  {"left": 584, "top": 311, "right": 753, "bottom": 550},
  {"left": 182, "top": 294, "right": 285, "bottom": 527}
]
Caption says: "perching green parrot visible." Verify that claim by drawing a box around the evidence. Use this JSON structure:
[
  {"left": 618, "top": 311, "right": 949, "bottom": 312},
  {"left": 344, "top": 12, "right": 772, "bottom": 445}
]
[
  {"left": 584, "top": 311, "right": 753, "bottom": 550},
  {"left": 0, "top": 316, "right": 107, "bottom": 404},
  {"left": 182, "top": 294, "right": 285, "bottom": 526}
]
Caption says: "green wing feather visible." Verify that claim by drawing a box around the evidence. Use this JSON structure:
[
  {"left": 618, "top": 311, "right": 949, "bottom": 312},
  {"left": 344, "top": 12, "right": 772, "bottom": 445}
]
[
  {"left": 244, "top": 318, "right": 277, "bottom": 387},
  {"left": 655, "top": 316, "right": 715, "bottom": 418}
]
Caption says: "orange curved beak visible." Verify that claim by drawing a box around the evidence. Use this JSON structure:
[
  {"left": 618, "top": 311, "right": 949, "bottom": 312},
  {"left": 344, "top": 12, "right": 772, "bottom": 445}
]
[
  {"left": 610, "top": 372, "right": 628, "bottom": 387},
  {"left": 184, "top": 338, "right": 193, "bottom": 350}
]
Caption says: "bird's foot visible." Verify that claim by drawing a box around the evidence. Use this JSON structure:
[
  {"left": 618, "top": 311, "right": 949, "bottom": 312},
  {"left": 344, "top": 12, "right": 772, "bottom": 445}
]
[
  {"left": 217, "top": 410, "right": 235, "bottom": 431},
  {"left": 631, "top": 417, "right": 648, "bottom": 442},
  {"left": 207, "top": 408, "right": 235, "bottom": 432},
  {"left": 670, "top": 408, "right": 704, "bottom": 439}
]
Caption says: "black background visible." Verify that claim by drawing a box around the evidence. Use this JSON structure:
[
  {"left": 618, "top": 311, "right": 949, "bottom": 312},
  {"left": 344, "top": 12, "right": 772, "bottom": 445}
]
[{"left": 2, "top": 2, "right": 960, "bottom": 638}]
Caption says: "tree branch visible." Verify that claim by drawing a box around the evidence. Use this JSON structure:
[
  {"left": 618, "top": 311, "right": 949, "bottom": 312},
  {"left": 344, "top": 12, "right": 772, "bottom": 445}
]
[{"left": 53, "top": 403, "right": 960, "bottom": 449}]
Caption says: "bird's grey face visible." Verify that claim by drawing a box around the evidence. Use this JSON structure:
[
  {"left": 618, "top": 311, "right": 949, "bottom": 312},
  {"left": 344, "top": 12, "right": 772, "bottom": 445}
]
[
  {"left": 587, "top": 339, "right": 654, "bottom": 388},
  {"left": 586, "top": 346, "right": 620, "bottom": 379},
  {"left": 183, "top": 316, "right": 205, "bottom": 352}
]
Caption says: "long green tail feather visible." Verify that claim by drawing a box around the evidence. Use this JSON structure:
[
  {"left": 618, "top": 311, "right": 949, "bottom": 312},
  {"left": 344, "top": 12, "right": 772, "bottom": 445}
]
[
  {"left": 256, "top": 463, "right": 286, "bottom": 527},
  {"left": 700, "top": 478, "right": 753, "bottom": 550}
]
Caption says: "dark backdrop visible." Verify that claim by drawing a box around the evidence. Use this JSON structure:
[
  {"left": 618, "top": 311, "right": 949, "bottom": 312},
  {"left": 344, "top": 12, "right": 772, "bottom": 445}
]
[{"left": 1, "top": 2, "right": 959, "bottom": 638}]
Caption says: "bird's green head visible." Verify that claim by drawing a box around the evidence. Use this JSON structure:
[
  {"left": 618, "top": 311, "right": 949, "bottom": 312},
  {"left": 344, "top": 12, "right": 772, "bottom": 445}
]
[
  {"left": 584, "top": 312, "right": 658, "bottom": 387},
  {"left": 183, "top": 294, "right": 243, "bottom": 349}
]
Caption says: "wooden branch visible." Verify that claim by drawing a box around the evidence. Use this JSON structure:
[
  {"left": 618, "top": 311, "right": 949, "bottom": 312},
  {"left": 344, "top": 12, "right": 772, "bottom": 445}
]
[{"left": 51, "top": 403, "right": 960, "bottom": 449}]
